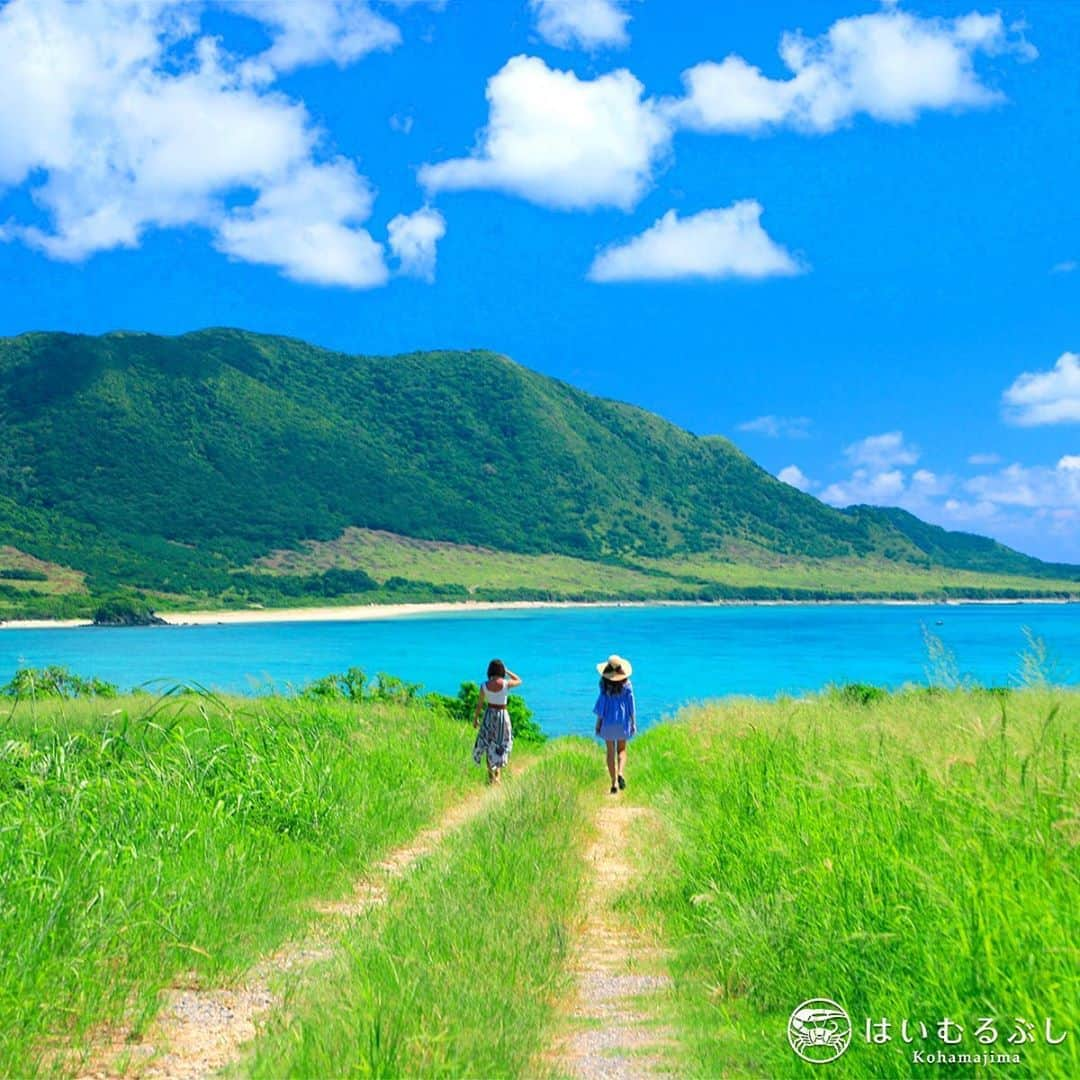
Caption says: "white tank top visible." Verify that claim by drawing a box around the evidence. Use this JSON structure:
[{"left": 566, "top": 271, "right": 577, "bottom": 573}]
[{"left": 483, "top": 678, "right": 510, "bottom": 706}]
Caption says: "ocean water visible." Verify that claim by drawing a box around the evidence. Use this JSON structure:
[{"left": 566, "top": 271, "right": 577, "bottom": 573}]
[{"left": 1, "top": 604, "right": 1076, "bottom": 737}]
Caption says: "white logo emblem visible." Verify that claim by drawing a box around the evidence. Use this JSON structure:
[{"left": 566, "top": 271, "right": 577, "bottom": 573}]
[{"left": 787, "top": 998, "right": 852, "bottom": 1063}]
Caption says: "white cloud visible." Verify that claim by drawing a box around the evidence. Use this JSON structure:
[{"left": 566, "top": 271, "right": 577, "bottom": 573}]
[
  {"left": 2, "top": 17, "right": 312, "bottom": 261},
  {"left": 216, "top": 160, "right": 388, "bottom": 287},
  {"left": 821, "top": 465, "right": 952, "bottom": 508},
  {"left": 965, "top": 458, "right": 1080, "bottom": 510},
  {"left": 843, "top": 430, "right": 919, "bottom": 469},
  {"left": 588, "top": 202, "right": 802, "bottom": 282},
  {"left": 229, "top": 0, "right": 401, "bottom": 82},
  {"left": 738, "top": 414, "right": 811, "bottom": 438},
  {"left": 816, "top": 443, "right": 1079, "bottom": 561},
  {"left": 387, "top": 206, "right": 446, "bottom": 282},
  {"left": 910, "top": 468, "right": 951, "bottom": 496},
  {"left": 419, "top": 55, "right": 670, "bottom": 211},
  {"left": 967, "top": 452, "right": 1002, "bottom": 465},
  {"left": 664, "top": 8, "right": 1034, "bottom": 135},
  {"left": 811, "top": 425, "right": 1078, "bottom": 561},
  {"left": 933, "top": 493, "right": 1076, "bottom": 560},
  {"left": 226, "top": 0, "right": 447, "bottom": 82},
  {"left": 939, "top": 497, "right": 1000, "bottom": 524},
  {"left": 778, "top": 464, "right": 814, "bottom": 491},
  {"left": 665, "top": 56, "right": 795, "bottom": 135},
  {"left": 1002, "top": 352, "right": 1080, "bottom": 426},
  {"left": 819, "top": 432, "right": 954, "bottom": 510},
  {"left": 822, "top": 467, "right": 907, "bottom": 505},
  {"left": 1051, "top": 259, "right": 1077, "bottom": 274},
  {"left": 944, "top": 457, "right": 1080, "bottom": 559},
  {"left": 529, "top": 0, "right": 631, "bottom": 51},
  {"left": 0, "top": 0, "right": 442, "bottom": 287},
  {"left": 419, "top": 9, "right": 1035, "bottom": 222}
]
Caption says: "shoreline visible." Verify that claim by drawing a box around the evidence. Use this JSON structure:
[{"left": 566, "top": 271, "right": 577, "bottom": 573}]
[{"left": 0, "top": 594, "right": 1074, "bottom": 631}]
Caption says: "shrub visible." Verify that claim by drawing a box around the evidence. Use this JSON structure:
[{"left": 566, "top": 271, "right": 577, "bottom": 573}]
[
  {"left": 426, "top": 681, "right": 546, "bottom": 744},
  {"left": 832, "top": 682, "right": 888, "bottom": 706},
  {"left": 300, "top": 668, "right": 425, "bottom": 707},
  {"left": 302, "top": 667, "right": 369, "bottom": 701},
  {"left": 1, "top": 666, "right": 118, "bottom": 699}
]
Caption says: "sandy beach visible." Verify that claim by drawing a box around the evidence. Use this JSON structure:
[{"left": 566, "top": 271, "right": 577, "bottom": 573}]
[
  {"left": 161, "top": 600, "right": 598, "bottom": 625},
  {"left": 0, "top": 601, "right": 580, "bottom": 630},
  {"left": 0, "top": 600, "right": 662, "bottom": 630},
  {"left": 0, "top": 594, "right": 1072, "bottom": 631}
]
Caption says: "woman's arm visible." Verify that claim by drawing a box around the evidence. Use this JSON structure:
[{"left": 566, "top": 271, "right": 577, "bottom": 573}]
[
  {"left": 504, "top": 669, "right": 523, "bottom": 687},
  {"left": 627, "top": 684, "right": 636, "bottom": 734},
  {"left": 472, "top": 685, "right": 485, "bottom": 727}
]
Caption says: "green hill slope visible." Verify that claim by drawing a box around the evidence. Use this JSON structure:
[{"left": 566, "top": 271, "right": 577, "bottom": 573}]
[
  {"left": 0, "top": 328, "right": 1076, "bottom": 616},
  {"left": 846, "top": 505, "right": 1080, "bottom": 579}
]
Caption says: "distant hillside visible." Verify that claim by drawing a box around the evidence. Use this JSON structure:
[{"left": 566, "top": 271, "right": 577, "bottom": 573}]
[
  {"left": 845, "top": 505, "right": 1080, "bottom": 580},
  {"left": 0, "top": 328, "right": 1076, "bottom": 617}
]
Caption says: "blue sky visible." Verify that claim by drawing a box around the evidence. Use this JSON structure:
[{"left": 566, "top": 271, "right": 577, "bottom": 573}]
[{"left": 0, "top": 0, "right": 1077, "bottom": 560}]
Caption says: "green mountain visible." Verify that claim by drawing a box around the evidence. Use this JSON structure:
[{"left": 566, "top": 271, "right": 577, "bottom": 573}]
[
  {"left": 843, "top": 505, "right": 1077, "bottom": 579},
  {"left": 0, "top": 328, "right": 1076, "bottom": 618}
]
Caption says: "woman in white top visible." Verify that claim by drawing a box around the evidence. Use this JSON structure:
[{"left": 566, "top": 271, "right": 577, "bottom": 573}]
[{"left": 471, "top": 658, "right": 522, "bottom": 784}]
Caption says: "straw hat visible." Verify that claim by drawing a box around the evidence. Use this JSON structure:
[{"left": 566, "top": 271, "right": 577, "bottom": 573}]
[{"left": 596, "top": 654, "right": 632, "bottom": 681}]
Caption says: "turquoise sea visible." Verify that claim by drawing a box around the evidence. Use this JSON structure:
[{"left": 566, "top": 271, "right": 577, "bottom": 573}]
[{"left": 2, "top": 604, "right": 1077, "bottom": 737}]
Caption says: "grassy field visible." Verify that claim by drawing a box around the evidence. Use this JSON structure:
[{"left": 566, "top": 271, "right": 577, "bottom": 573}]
[
  {"left": 244, "top": 744, "right": 595, "bottom": 1078},
  {"left": 0, "top": 688, "right": 480, "bottom": 1076},
  {"left": 2, "top": 679, "right": 1076, "bottom": 1077},
  {"left": 3, "top": 528, "right": 1079, "bottom": 623},
  {"left": 0, "top": 546, "right": 87, "bottom": 596},
  {"left": 250, "top": 527, "right": 675, "bottom": 598},
  {"left": 244, "top": 527, "right": 1080, "bottom": 602},
  {"left": 632, "top": 686, "right": 1080, "bottom": 1078},
  {"left": 642, "top": 550, "right": 1080, "bottom": 596}
]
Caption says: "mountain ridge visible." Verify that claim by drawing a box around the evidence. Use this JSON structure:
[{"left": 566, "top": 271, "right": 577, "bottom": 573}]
[{"left": 0, "top": 327, "right": 1076, "bottom": 617}]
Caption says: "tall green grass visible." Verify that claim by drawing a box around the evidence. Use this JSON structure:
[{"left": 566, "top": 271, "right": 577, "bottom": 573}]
[
  {"left": 634, "top": 688, "right": 1079, "bottom": 1078},
  {"left": 0, "top": 690, "right": 477, "bottom": 1076},
  {"left": 245, "top": 742, "right": 596, "bottom": 1079}
]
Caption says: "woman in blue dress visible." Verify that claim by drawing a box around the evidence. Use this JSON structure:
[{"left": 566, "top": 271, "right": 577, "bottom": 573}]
[{"left": 593, "top": 654, "right": 636, "bottom": 794}]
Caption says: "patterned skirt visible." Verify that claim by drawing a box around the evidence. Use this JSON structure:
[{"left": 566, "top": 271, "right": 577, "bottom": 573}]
[{"left": 473, "top": 705, "right": 513, "bottom": 769}]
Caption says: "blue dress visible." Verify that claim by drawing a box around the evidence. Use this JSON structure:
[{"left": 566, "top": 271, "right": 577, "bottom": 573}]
[{"left": 594, "top": 682, "right": 636, "bottom": 741}]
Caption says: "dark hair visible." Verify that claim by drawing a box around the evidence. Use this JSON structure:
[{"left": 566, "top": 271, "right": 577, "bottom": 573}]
[
  {"left": 487, "top": 658, "right": 506, "bottom": 679},
  {"left": 600, "top": 676, "right": 629, "bottom": 695}
]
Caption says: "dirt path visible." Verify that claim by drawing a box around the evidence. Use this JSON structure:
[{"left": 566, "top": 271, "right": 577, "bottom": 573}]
[
  {"left": 76, "top": 781, "right": 501, "bottom": 1080},
  {"left": 549, "top": 799, "right": 675, "bottom": 1079}
]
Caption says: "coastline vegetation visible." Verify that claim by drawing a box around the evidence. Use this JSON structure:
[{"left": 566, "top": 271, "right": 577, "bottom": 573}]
[
  {"left": 2, "top": 529, "right": 1078, "bottom": 624},
  {"left": 2, "top": 329, "right": 1078, "bottom": 624}
]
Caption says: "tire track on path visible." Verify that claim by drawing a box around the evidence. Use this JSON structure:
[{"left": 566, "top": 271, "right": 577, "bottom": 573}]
[
  {"left": 77, "top": 777, "right": 509, "bottom": 1079},
  {"left": 548, "top": 799, "right": 675, "bottom": 1079}
]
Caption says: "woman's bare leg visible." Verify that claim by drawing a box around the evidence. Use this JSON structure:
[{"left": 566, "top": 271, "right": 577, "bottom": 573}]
[
  {"left": 605, "top": 740, "right": 618, "bottom": 786},
  {"left": 617, "top": 739, "right": 627, "bottom": 782}
]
